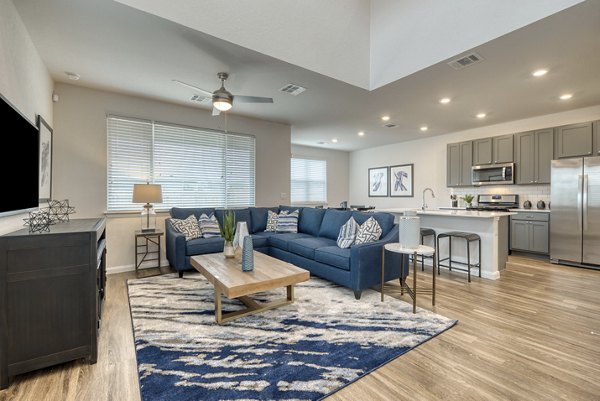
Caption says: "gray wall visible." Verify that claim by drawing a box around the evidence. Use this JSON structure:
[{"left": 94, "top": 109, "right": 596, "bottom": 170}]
[
  {"left": 0, "top": 0, "right": 54, "bottom": 235},
  {"left": 52, "top": 83, "right": 292, "bottom": 270}
]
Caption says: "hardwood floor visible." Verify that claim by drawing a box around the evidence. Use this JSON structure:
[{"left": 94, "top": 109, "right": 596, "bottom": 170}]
[{"left": 1, "top": 257, "right": 599, "bottom": 401}]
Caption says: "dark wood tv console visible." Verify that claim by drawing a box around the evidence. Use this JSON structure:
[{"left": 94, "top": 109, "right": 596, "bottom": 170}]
[{"left": 0, "top": 218, "right": 106, "bottom": 389}]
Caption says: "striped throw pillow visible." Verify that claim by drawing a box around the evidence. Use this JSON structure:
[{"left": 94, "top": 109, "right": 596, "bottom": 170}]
[
  {"left": 337, "top": 217, "right": 358, "bottom": 248},
  {"left": 354, "top": 216, "right": 382, "bottom": 244},
  {"left": 198, "top": 213, "right": 222, "bottom": 238},
  {"left": 266, "top": 210, "right": 286, "bottom": 232},
  {"left": 276, "top": 209, "right": 299, "bottom": 233},
  {"left": 170, "top": 215, "right": 201, "bottom": 241}
]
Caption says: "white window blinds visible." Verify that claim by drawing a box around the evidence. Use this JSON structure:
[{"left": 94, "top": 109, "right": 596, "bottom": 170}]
[
  {"left": 290, "top": 157, "right": 327, "bottom": 204},
  {"left": 107, "top": 116, "right": 255, "bottom": 211}
]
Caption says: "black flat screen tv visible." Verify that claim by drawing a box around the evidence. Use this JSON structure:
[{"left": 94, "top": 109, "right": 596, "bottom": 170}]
[{"left": 0, "top": 94, "right": 39, "bottom": 216}]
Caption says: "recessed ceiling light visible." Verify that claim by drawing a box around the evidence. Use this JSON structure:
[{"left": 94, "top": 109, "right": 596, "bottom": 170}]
[
  {"left": 331, "top": 138, "right": 338, "bottom": 143},
  {"left": 532, "top": 69, "right": 548, "bottom": 77},
  {"left": 65, "top": 72, "right": 80, "bottom": 81},
  {"left": 476, "top": 113, "right": 487, "bottom": 119},
  {"left": 358, "top": 131, "right": 365, "bottom": 136},
  {"left": 439, "top": 97, "right": 451, "bottom": 104},
  {"left": 559, "top": 93, "right": 573, "bottom": 100},
  {"left": 381, "top": 116, "right": 390, "bottom": 121},
  {"left": 420, "top": 126, "right": 428, "bottom": 132}
]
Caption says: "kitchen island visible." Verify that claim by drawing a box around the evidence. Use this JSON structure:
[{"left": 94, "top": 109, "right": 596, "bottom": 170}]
[{"left": 380, "top": 209, "right": 516, "bottom": 280}]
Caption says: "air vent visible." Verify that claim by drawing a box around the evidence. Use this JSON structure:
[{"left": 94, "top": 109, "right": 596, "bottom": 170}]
[
  {"left": 384, "top": 123, "right": 397, "bottom": 128},
  {"left": 280, "top": 83, "right": 306, "bottom": 96},
  {"left": 191, "top": 94, "right": 211, "bottom": 104},
  {"left": 448, "top": 52, "right": 484, "bottom": 70}
]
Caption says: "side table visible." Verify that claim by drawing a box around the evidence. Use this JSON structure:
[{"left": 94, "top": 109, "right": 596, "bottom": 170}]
[
  {"left": 135, "top": 230, "right": 163, "bottom": 273},
  {"left": 381, "top": 243, "right": 436, "bottom": 313}
]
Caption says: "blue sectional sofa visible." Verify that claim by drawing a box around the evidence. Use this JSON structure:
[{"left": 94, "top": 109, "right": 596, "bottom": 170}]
[{"left": 165, "top": 206, "right": 407, "bottom": 299}]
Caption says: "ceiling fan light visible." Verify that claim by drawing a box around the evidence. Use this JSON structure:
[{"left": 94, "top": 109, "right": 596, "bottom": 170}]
[{"left": 213, "top": 99, "right": 232, "bottom": 111}]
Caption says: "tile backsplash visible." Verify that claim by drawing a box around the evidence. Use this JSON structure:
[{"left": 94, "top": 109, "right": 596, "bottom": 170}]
[{"left": 451, "top": 184, "right": 550, "bottom": 208}]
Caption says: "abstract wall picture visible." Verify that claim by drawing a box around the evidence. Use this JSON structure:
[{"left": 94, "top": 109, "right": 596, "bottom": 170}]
[
  {"left": 37, "top": 116, "right": 53, "bottom": 202},
  {"left": 390, "top": 164, "right": 414, "bottom": 197},
  {"left": 368, "top": 166, "right": 389, "bottom": 197}
]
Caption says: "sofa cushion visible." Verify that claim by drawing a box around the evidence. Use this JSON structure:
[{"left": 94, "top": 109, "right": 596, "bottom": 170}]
[
  {"left": 314, "top": 246, "right": 351, "bottom": 271},
  {"left": 170, "top": 207, "right": 215, "bottom": 220},
  {"left": 250, "top": 231, "right": 279, "bottom": 248},
  {"left": 198, "top": 214, "right": 221, "bottom": 238},
  {"left": 276, "top": 209, "right": 299, "bottom": 233},
  {"left": 185, "top": 236, "right": 225, "bottom": 255},
  {"left": 288, "top": 237, "right": 337, "bottom": 260},
  {"left": 268, "top": 232, "right": 312, "bottom": 251},
  {"left": 337, "top": 217, "right": 359, "bottom": 248},
  {"left": 298, "top": 208, "right": 326, "bottom": 236},
  {"left": 354, "top": 216, "right": 382, "bottom": 244},
  {"left": 249, "top": 207, "right": 278, "bottom": 233},
  {"left": 318, "top": 209, "right": 353, "bottom": 240},
  {"left": 352, "top": 212, "right": 394, "bottom": 237},
  {"left": 169, "top": 215, "right": 202, "bottom": 241},
  {"left": 214, "top": 209, "right": 251, "bottom": 231}
]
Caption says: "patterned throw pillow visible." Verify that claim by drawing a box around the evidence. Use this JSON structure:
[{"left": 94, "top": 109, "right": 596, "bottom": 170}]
[
  {"left": 266, "top": 210, "right": 287, "bottom": 232},
  {"left": 337, "top": 217, "right": 359, "bottom": 248},
  {"left": 276, "top": 209, "right": 299, "bottom": 233},
  {"left": 170, "top": 215, "right": 201, "bottom": 241},
  {"left": 198, "top": 213, "right": 222, "bottom": 238},
  {"left": 354, "top": 216, "right": 382, "bottom": 245}
]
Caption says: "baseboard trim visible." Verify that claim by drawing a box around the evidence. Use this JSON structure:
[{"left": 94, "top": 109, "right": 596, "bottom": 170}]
[{"left": 107, "top": 260, "right": 169, "bottom": 275}]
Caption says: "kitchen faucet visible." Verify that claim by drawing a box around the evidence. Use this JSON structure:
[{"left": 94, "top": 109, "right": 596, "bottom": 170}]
[{"left": 422, "top": 188, "right": 435, "bottom": 210}]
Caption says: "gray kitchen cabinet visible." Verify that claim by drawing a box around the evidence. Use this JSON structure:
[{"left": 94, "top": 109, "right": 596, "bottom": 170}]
[
  {"left": 510, "top": 212, "right": 549, "bottom": 255},
  {"left": 515, "top": 128, "right": 553, "bottom": 184},
  {"left": 447, "top": 141, "right": 472, "bottom": 187},
  {"left": 473, "top": 138, "right": 492, "bottom": 165},
  {"left": 555, "top": 122, "right": 593, "bottom": 158},
  {"left": 493, "top": 134, "right": 514, "bottom": 163}
]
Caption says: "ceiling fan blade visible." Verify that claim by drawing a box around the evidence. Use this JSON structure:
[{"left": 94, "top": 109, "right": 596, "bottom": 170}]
[
  {"left": 212, "top": 107, "right": 221, "bottom": 116},
  {"left": 233, "top": 95, "right": 274, "bottom": 104},
  {"left": 172, "top": 80, "right": 213, "bottom": 97}
]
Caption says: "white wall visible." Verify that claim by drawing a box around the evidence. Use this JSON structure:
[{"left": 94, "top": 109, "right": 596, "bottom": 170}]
[
  {"left": 52, "top": 83, "right": 291, "bottom": 271},
  {"left": 291, "top": 145, "right": 349, "bottom": 208},
  {"left": 0, "top": 0, "right": 54, "bottom": 235},
  {"left": 349, "top": 105, "right": 600, "bottom": 209}
]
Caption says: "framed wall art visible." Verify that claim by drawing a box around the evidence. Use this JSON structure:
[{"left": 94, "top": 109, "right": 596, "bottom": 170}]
[
  {"left": 368, "top": 166, "right": 388, "bottom": 197},
  {"left": 390, "top": 164, "right": 414, "bottom": 197},
  {"left": 37, "top": 115, "right": 53, "bottom": 202}
]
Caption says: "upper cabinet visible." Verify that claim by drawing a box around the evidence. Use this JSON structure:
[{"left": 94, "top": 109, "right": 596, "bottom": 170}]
[
  {"left": 554, "top": 122, "right": 593, "bottom": 158},
  {"left": 473, "top": 138, "right": 493, "bottom": 165},
  {"left": 515, "top": 128, "right": 553, "bottom": 184},
  {"left": 493, "top": 134, "right": 514, "bottom": 164},
  {"left": 447, "top": 141, "right": 472, "bottom": 187},
  {"left": 472, "top": 134, "right": 514, "bottom": 165}
]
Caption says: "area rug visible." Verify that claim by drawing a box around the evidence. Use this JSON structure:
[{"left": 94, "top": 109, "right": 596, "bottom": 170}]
[{"left": 127, "top": 273, "right": 457, "bottom": 401}]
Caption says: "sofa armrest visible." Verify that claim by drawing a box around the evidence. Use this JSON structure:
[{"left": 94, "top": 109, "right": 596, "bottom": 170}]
[
  {"left": 349, "top": 226, "right": 406, "bottom": 291},
  {"left": 165, "top": 219, "right": 188, "bottom": 271}
]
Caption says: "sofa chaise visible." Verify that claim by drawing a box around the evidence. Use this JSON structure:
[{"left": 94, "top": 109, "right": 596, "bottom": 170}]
[{"left": 165, "top": 206, "right": 408, "bottom": 299}]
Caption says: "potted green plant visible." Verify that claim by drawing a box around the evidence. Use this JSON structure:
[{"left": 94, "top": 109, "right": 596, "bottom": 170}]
[
  {"left": 461, "top": 194, "right": 475, "bottom": 208},
  {"left": 220, "top": 210, "right": 236, "bottom": 258}
]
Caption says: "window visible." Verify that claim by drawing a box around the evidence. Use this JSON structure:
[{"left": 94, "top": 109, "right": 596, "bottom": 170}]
[
  {"left": 107, "top": 116, "right": 255, "bottom": 211},
  {"left": 290, "top": 157, "right": 327, "bottom": 204}
]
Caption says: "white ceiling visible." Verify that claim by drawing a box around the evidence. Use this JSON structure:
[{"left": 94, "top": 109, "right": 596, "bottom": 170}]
[{"left": 14, "top": 0, "right": 600, "bottom": 151}]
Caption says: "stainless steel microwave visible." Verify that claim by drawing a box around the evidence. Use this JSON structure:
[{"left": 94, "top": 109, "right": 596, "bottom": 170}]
[{"left": 471, "top": 163, "right": 514, "bottom": 185}]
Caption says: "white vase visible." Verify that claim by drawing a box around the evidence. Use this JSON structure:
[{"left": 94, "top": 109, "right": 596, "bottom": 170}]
[
  {"left": 398, "top": 213, "right": 420, "bottom": 249},
  {"left": 233, "top": 221, "right": 250, "bottom": 251},
  {"left": 223, "top": 240, "right": 235, "bottom": 258}
]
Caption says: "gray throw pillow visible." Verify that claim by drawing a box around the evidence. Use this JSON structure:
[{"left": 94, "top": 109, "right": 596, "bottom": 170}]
[{"left": 337, "top": 217, "right": 358, "bottom": 248}]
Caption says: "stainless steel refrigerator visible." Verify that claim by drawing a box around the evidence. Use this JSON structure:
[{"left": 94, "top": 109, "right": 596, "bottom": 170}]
[{"left": 550, "top": 156, "right": 600, "bottom": 268}]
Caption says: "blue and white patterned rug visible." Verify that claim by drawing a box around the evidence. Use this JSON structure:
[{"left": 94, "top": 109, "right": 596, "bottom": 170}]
[{"left": 127, "top": 273, "right": 457, "bottom": 401}]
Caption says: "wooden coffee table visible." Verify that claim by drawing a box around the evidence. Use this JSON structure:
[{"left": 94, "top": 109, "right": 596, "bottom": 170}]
[{"left": 191, "top": 251, "right": 310, "bottom": 324}]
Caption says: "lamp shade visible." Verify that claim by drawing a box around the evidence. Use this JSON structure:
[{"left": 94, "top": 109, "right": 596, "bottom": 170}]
[{"left": 132, "top": 183, "right": 163, "bottom": 204}]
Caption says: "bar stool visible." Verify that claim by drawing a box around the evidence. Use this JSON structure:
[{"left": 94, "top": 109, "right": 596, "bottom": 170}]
[
  {"left": 436, "top": 231, "right": 481, "bottom": 282},
  {"left": 419, "top": 228, "right": 436, "bottom": 271}
]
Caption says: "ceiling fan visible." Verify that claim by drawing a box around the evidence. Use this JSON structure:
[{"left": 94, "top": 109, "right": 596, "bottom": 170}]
[{"left": 173, "top": 72, "right": 273, "bottom": 116}]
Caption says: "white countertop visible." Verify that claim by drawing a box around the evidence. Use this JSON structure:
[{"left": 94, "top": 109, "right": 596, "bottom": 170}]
[
  {"left": 417, "top": 210, "right": 516, "bottom": 218},
  {"left": 509, "top": 208, "right": 550, "bottom": 213}
]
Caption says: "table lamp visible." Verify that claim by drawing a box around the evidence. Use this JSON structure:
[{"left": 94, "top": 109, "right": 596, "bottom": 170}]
[{"left": 132, "top": 183, "right": 163, "bottom": 232}]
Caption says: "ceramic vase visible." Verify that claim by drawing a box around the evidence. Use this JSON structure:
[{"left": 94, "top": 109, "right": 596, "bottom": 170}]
[
  {"left": 398, "top": 210, "right": 420, "bottom": 249},
  {"left": 223, "top": 240, "right": 235, "bottom": 258},
  {"left": 242, "top": 236, "right": 254, "bottom": 271}
]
